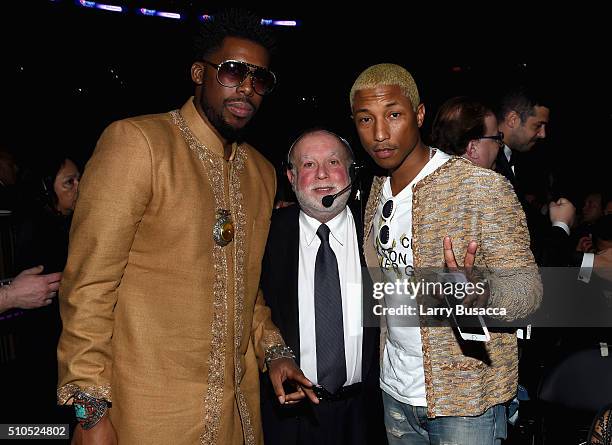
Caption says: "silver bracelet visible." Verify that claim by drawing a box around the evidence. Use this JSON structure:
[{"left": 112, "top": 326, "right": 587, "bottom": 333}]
[{"left": 264, "top": 344, "right": 295, "bottom": 366}]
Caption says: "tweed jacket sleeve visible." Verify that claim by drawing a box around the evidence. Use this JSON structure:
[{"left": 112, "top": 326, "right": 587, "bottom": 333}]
[
  {"left": 477, "top": 172, "right": 543, "bottom": 321},
  {"left": 57, "top": 119, "right": 152, "bottom": 404},
  {"left": 408, "top": 158, "right": 542, "bottom": 322}
]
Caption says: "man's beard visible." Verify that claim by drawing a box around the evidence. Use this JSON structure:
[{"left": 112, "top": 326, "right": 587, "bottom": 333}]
[
  {"left": 202, "top": 102, "right": 246, "bottom": 144},
  {"left": 294, "top": 184, "right": 351, "bottom": 222}
]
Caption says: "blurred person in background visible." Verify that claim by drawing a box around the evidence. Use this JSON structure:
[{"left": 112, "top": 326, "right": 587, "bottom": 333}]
[
  {"left": 575, "top": 191, "right": 605, "bottom": 253},
  {"left": 430, "top": 96, "right": 502, "bottom": 169},
  {"left": 0, "top": 148, "right": 19, "bottom": 210},
  {"left": 4, "top": 153, "right": 80, "bottom": 424},
  {"left": 0, "top": 149, "right": 66, "bottom": 314},
  {"left": 15, "top": 154, "right": 80, "bottom": 271}
]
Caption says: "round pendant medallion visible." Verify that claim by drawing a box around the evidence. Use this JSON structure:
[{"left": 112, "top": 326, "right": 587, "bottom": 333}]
[{"left": 213, "top": 210, "right": 234, "bottom": 246}]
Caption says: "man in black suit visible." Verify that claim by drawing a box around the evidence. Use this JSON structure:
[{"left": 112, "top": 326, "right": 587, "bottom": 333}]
[
  {"left": 495, "top": 86, "right": 554, "bottom": 262},
  {"left": 495, "top": 86, "right": 550, "bottom": 191},
  {"left": 259, "top": 129, "right": 384, "bottom": 445}
]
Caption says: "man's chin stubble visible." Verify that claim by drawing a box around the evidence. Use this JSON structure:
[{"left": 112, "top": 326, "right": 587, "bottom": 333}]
[{"left": 203, "top": 103, "right": 246, "bottom": 143}]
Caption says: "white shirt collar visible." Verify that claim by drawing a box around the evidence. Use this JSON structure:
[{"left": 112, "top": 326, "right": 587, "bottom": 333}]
[
  {"left": 300, "top": 207, "right": 348, "bottom": 247},
  {"left": 504, "top": 144, "right": 512, "bottom": 162}
]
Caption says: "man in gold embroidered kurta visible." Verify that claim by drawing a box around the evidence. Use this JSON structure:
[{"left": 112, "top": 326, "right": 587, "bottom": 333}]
[
  {"left": 58, "top": 12, "right": 286, "bottom": 444},
  {"left": 57, "top": 98, "right": 280, "bottom": 444}
]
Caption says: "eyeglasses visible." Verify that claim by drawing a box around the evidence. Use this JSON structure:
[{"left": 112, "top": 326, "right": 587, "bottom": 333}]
[
  {"left": 479, "top": 131, "right": 505, "bottom": 148},
  {"left": 201, "top": 59, "right": 276, "bottom": 96},
  {"left": 378, "top": 197, "right": 397, "bottom": 250}
]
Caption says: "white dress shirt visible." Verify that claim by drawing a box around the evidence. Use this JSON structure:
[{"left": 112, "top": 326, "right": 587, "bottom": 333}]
[
  {"left": 298, "top": 207, "right": 363, "bottom": 386},
  {"left": 550, "top": 214, "right": 593, "bottom": 283},
  {"left": 579, "top": 252, "right": 595, "bottom": 283}
]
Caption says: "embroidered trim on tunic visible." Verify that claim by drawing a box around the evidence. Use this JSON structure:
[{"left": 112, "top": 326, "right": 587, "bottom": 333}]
[
  {"left": 228, "top": 145, "right": 256, "bottom": 445},
  {"left": 171, "top": 110, "right": 234, "bottom": 445}
]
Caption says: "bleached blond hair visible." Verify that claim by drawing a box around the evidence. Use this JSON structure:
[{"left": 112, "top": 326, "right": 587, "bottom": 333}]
[{"left": 349, "top": 63, "right": 420, "bottom": 111}]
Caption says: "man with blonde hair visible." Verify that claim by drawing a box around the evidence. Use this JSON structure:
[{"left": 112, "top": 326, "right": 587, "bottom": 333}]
[{"left": 350, "top": 63, "right": 542, "bottom": 444}]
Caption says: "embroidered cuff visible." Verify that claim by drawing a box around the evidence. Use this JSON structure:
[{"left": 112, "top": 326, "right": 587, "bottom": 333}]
[
  {"left": 264, "top": 344, "right": 295, "bottom": 367},
  {"left": 57, "top": 383, "right": 112, "bottom": 405},
  {"left": 261, "top": 331, "right": 285, "bottom": 352}
]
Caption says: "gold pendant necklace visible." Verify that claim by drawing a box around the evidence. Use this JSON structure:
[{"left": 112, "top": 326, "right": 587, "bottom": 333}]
[
  {"left": 171, "top": 110, "right": 238, "bottom": 247},
  {"left": 213, "top": 209, "right": 234, "bottom": 246}
]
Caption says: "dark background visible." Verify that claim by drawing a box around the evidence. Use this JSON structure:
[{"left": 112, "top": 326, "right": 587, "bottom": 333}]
[
  {"left": 3, "top": 1, "right": 611, "bottom": 204},
  {"left": 1, "top": 4, "right": 610, "bottom": 442}
]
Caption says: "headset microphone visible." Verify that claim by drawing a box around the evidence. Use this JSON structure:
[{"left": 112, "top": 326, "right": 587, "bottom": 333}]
[{"left": 321, "top": 163, "right": 362, "bottom": 208}]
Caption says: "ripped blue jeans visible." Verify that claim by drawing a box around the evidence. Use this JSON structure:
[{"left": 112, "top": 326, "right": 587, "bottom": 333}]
[{"left": 383, "top": 391, "right": 507, "bottom": 445}]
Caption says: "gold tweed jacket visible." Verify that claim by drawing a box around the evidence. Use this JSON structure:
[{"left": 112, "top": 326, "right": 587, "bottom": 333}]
[{"left": 363, "top": 156, "right": 542, "bottom": 418}]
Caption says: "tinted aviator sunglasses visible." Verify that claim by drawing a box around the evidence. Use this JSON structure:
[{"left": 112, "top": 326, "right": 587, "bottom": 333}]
[
  {"left": 201, "top": 59, "right": 276, "bottom": 96},
  {"left": 378, "top": 197, "right": 397, "bottom": 250}
]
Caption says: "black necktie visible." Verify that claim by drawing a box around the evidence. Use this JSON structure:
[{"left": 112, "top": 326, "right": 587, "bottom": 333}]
[{"left": 314, "top": 224, "right": 347, "bottom": 394}]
